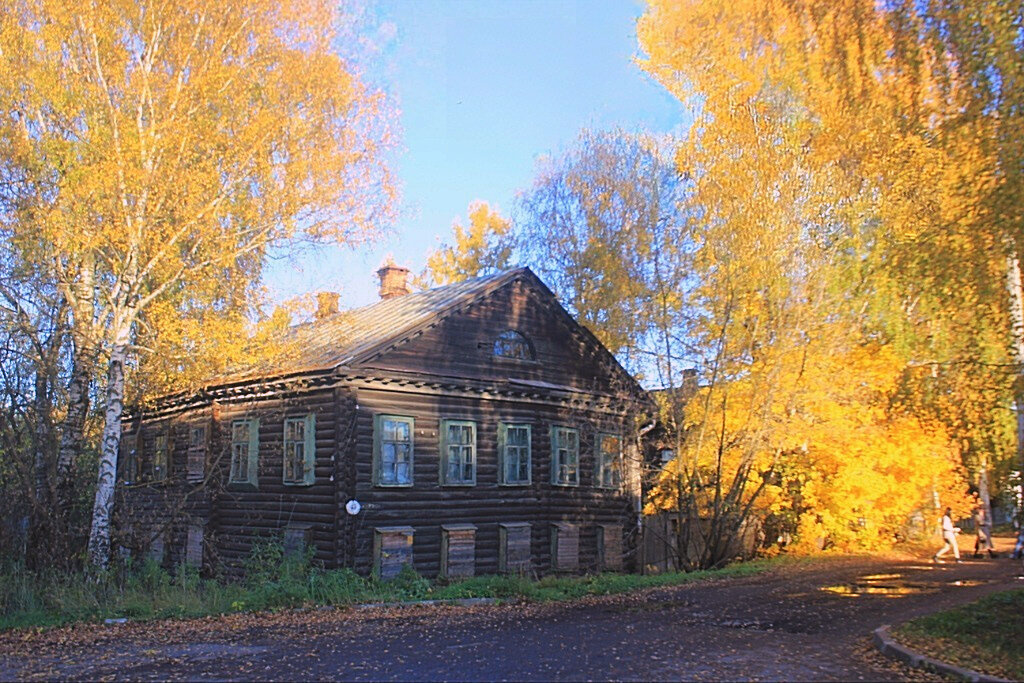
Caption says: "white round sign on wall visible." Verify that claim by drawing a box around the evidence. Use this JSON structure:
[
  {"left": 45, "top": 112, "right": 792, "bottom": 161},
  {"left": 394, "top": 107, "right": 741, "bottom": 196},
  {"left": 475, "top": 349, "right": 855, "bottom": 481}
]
[{"left": 345, "top": 499, "right": 361, "bottom": 516}]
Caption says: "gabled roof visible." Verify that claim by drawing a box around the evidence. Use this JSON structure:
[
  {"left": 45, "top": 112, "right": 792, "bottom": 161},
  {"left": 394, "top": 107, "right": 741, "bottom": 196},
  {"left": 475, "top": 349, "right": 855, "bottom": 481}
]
[
  {"left": 217, "top": 266, "right": 646, "bottom": 401},
  {"left": 285, "top": 267, "right": 527, "bottom": 370}
]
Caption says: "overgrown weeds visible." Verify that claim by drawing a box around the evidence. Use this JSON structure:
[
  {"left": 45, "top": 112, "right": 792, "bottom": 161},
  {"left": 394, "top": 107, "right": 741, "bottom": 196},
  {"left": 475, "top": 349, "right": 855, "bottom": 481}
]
[{"left": 0, "top": 543, "right": 793, "bottom": 631}]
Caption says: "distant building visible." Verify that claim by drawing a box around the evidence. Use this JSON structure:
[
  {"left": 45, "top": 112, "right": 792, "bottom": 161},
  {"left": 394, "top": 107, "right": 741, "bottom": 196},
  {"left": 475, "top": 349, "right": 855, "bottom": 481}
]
[{"left": 116, "top": 265, "right": 652, "bottom": 578}]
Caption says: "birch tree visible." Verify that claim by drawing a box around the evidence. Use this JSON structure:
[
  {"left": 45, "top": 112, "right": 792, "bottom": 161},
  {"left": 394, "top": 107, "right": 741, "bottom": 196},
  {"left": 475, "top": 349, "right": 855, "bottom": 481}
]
[
  {"left": 0, "top": 0, "right": 397, "bottom": 568},
  {"left": 419, "top": 201, "right": 515, "bottom": 288}
]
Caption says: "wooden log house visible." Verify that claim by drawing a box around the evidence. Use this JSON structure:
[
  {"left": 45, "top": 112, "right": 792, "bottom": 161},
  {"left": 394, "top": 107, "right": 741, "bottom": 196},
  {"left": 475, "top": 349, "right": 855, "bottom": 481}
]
[{"left": 115, "top": 264, "right": 652, "bottom": 579}]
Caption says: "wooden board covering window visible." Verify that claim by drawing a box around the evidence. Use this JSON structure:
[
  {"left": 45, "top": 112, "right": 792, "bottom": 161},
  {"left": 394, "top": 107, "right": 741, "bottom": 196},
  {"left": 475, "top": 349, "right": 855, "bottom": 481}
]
[
  {"left": 373, "top": 526, "right": 415, "bottom": 579},
  {"left": 186, "top": 524, "right": 203, "bottom": 567},
  {"left": 284, "top": 525, "right": 312, "bottom": 557},
  {"left": 148, "top": 530, "right": 165, "bottom": 564},
  {"left": 499, "top": 522, "right": 531, "bottom": 574},
  {"left": 550, "top": 522, "right": 579, "bottom": 571},
  {"left": 597, "top": 523, "right": 623, "bottom": 571},
  {"left": 440, "top": 524, "right": 477, "bottom": 579}
]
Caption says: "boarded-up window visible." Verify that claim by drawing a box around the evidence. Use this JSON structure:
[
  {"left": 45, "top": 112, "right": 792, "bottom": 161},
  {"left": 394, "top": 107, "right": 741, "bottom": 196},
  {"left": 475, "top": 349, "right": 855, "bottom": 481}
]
[
  {"left": 374, "top": 415, "right": 413, "bottom": 486},
  {"left": 499, "top": 522, "right": 531, "bottom": 574},
  {"left": 551, "top": 522, "right": 579, "bottom": 571},
  {"left": 148, "top": 529, "right": 165, "bottom": 564},
  {"left": 373, "top": 526, "right": 415, "bottom": 579},
  {"left": 440, "top": 524, "right": 476, "bottom": 579},
  {"left": 282, "top": 414, "right": 316, "bottom": 486},
  {"left": 498, "top": 423, "right": 531, "bottom": 485},
  {"left": 440, "top": 420, "right": 476, "bottom": 486},
  {"left": 595, "top": 433, "right": 622, "bottom": 489},
  {"left": 229, "top": 418, "right": 259, "bottom": 488},
  {"left": 550, "top": 426, "right": 579, "bottom": 486},
  {"left": 187, "top": 424, "right": 207, "bottom": 483},
  {"left": 186, "top": 524, "right": 203, "bottom": 567},
  {"left": 597, "top": 524, "right": 623, "bottom": 571},
  {"left": 284, "top": 526, "right": 311, "bottom": 557}
]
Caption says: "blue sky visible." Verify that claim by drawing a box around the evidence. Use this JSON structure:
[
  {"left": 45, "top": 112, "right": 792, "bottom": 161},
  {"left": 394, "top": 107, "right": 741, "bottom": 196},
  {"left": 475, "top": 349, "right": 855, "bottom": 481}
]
[{"left": 265, "top": 0, "right": 686, "bottom": 309}]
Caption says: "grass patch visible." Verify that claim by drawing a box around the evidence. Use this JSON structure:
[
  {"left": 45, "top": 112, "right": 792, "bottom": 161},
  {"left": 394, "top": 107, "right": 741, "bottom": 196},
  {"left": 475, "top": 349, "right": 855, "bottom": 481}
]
[
  {"left": 0, "top": 547, "right": 803, "bottom": 632},
  {"left": 892, "top": 589, "right": 1024, "bottom": 681}
]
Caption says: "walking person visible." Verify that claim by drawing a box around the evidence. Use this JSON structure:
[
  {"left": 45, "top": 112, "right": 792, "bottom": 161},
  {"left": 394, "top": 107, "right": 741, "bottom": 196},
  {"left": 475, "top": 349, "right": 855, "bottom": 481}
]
[
  {"left": 972, "top": 495, "right": 995, "bottom": 558},
  {"left": 933, "top": 506, "right": 962, "bottom": 564}
]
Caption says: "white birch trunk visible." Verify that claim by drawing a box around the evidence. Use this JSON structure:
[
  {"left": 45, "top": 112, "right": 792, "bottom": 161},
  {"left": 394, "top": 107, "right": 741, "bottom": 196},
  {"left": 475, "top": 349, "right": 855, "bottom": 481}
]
[
  {"left": 86, "top": 340, "right": 128, "bottom": 569},
  {"left": 1005, "top": 250, "right": 1024, "bottom": 517}
]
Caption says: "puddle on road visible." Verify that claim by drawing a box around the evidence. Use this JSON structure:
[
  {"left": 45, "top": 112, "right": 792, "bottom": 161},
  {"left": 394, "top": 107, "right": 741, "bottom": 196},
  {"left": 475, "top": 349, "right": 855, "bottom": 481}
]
[{"left": 821, "top": 572, "right": 996, "bottom": 598}]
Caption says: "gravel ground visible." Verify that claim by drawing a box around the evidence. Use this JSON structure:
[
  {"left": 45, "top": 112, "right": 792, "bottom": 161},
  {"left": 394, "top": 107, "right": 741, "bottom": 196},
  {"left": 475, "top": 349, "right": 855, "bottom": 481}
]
[{"left": 2, "top": 541, "right": 1021, "bottom": 682}]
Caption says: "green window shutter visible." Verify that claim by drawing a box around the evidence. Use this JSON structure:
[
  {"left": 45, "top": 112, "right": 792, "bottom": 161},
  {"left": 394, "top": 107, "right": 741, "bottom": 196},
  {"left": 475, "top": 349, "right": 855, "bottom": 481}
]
[
  {"left": 303, "top": 413, "right": 316, "bottom": 485},
  {"left": 246, "top": 417, "right": 260, "bottom": 486},
  {"left": 497, "top": 423, "right": 507, "bottom": 485},
  {"left": 438, "top": 420, "right": 449, "bottom": 485},
  {"left": 550, "top": 426, "right": 558, "bottom": 485},
  {"left": 372, "top": 414, "right": 381, "bottom": 484}
]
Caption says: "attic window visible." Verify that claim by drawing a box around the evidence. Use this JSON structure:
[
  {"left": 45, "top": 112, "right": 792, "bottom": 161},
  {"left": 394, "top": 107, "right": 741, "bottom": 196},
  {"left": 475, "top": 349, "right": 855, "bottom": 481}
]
[{"left": 494, "top": 330, "right": 533, "bottom": 360}]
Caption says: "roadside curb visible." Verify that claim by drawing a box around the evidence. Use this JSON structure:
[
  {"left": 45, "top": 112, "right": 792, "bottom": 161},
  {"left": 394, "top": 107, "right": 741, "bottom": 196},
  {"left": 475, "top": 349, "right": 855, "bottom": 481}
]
[
  {"left": 872, "top": 625, "right": 1010, "bottom": 683},
  {"left": 353, "top": 597, "right": 500, "bottom": 610}
]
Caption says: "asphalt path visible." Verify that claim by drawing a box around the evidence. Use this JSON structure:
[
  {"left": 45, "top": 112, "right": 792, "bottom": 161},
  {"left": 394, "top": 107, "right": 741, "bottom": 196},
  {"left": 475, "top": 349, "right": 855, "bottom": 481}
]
[{"left": 2, "top": 542, "right": 1021, "bottom": 681}]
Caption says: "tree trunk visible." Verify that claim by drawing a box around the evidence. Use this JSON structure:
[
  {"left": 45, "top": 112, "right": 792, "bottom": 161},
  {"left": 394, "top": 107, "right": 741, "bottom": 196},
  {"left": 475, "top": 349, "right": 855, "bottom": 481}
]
[
  {"left": 1004, "top": 249, "right": 1024, "bottom": 517},
  {"left": 55, "top": 337, "right": 97, "bottom": 511},
  {"left": 86, "top": 341, "right": 128, "bottom": 570},
  {"left": 56, "top": 258, "right": 96, "bottom": 500}
]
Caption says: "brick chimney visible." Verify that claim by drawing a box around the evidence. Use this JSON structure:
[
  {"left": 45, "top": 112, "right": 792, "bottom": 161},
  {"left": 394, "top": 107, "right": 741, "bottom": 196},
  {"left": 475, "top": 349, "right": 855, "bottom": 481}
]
[
  {"left": 315, "top": 291, "right": 339, "bottom": 320},
  {"left": 376, "top": 259, "right": 411, "bottom": 300}
]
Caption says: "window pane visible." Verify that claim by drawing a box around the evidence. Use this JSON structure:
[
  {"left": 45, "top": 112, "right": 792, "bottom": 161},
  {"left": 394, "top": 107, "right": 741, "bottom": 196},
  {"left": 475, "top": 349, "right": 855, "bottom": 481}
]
[
  {"left": 233, "top": 422, "right": 248, "bottom": 442},
  {"left": 382, "top": 443, "right": 396, "bottom": 466},
  {"left": 395, "top": 421, "right": 410, "bottom": 442},
  {"left": 396, "top": 461, "right": 409, "bottom": 483}
]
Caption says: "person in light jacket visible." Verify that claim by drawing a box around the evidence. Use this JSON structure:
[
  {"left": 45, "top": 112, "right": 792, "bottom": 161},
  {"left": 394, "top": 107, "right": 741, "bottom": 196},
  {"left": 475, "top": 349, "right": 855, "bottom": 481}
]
[{"left": 933, "top": 506, "right": 962, "bottom": 564}]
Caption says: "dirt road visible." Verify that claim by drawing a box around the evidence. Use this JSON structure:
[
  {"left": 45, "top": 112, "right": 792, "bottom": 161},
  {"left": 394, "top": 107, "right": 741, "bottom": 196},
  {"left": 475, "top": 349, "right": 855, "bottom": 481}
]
[{"left": 2, "top": 546, "right": 1021, "bottom": 681}]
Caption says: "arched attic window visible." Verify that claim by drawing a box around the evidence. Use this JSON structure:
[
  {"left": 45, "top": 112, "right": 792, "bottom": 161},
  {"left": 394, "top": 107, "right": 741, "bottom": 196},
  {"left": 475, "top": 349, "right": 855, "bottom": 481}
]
[{"left": 494, "top": 330, "right": 534, "bottom": 361}]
